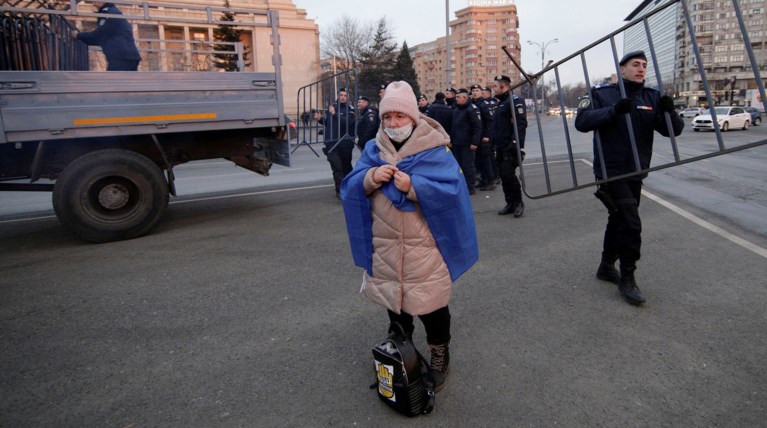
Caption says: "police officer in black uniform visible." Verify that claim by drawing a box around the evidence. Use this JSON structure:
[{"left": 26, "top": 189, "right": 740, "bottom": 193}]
[
  {"left": 74, "top": 2, "right": 141, "bottom": 71},
  {"left": 575, "top": 50, "right": 683, "bottom": 305},
  {"left": 482, "top": 86, "right": 501, "bottom": 185},
  {"left": 450, "top": 88, "right": 482, "bottom": 194},
  {"left": 417, "top": 94, "right": 431, "bottom": 115},
  {"left": 356, "top": 95, "right": 379, "bottom": 150},
  {"left": 426, "top": 92, "right": 453, "bottom": 135},
  {"left": 314, "top": 88, "right": 356, "bottom": 198},
  {"left": 445, "top": 88, "right": 457, "bottom": 107},
  {"left": 470, "top": 84, "right": 496, "bottom": 190},
  {"left": 493, "top": 75, "right": 528, "bottom": 217}
]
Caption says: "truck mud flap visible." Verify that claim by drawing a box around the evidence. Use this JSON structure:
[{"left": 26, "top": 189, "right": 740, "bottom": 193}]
[{"left": 500, "top": 0, "right": 767, "bottom": 200}]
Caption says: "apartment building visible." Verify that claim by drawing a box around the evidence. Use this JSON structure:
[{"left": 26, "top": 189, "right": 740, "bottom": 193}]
[
  {"left": 624, "top": 0, "right": 767, "bottom": 108},
  {"left": 411, "top": 0, "right": 522, "bottom": 97},
  {"left": 677, "top": 0, "right": 767, "bottom": 107}
]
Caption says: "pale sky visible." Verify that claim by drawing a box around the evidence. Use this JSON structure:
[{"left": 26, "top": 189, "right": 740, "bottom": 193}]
[{"left": 293, "top": 0, "right": 647, "bottom": 86}]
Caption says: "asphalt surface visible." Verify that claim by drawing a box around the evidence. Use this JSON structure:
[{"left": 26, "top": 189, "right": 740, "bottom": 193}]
[{"left": 1, "top": 123, "right": 766, "bottom": 426}]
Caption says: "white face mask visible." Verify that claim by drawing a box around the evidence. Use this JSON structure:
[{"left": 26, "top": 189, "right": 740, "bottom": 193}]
[{"left": 383, "top": 123, "right": 413, "bottom": 142}]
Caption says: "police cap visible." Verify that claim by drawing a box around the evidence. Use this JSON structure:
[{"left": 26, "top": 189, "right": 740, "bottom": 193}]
[
  {"left": 456, "top": 88, "right": 469, "bottom": 95},
  {"left": 446, "top": 87, "right": 457, "bottom": 94},
  {"left": 417, "top": 94, "right": 428, "bottom": 101},
  {"left": 338, "top": 87, "right": 348, "bottom": 93},
  {"left": 358, "top": 95, "right": 370, "bottom": 102},
  {"left": 469, "top": 84, "right": 482, "bottom": 90},
  {"left": 619, "top": 50, "right": 647, "bottom": 66},
  {"left": 494, "top": 75, "right": 511, "bottom": 84},
  {"left": 483, "top": 86, "right": 492, "bottom": 92}
]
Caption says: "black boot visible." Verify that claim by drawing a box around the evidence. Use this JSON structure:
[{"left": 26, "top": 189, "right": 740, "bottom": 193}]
[
  {"left": 596, "top": 253, "right": 620, "bottom": 284},
  {"left": 498, "top": 204, "right": 514, "bottom": 215},
  {"left": 618, "top": 266, "right": 645, "bottom": 305},
  {"left": 427, "top": 342, "right": 450, "bottom": 392},
  {"left": 513, "top": 201, "right": 525, "bottom": 218}
]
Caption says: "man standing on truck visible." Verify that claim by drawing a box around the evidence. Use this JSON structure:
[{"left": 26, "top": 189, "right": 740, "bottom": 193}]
[
  {"left": 315, "top": 88, "right": 356, "bottom": 198},
  {"left": 73, "top": 2, "right": 141, "bottom": 71}
]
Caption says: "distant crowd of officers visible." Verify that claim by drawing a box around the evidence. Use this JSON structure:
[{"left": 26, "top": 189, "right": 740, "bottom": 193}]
[{"left": 313, "top": 75, "right": 528, "bottom": 218}]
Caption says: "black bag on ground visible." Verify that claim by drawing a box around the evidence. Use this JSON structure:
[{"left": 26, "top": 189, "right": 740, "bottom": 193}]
[{"left": 370, "top": 322, "right": 435, "bottom": 416}]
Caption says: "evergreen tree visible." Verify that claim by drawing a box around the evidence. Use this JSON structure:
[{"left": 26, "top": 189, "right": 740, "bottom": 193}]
[
  {"left": 212, "top": 0, "right": 249, "bottom": 71},
  {"left": 357, "top": 18, "right": 397, "bottom": 104},
  {"left": 392, "top": 41, "right": 420, "bottom": 96}
]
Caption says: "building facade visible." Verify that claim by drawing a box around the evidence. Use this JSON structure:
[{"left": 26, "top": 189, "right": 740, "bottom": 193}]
[
  {"left": 676, "top": 0, "right": 767, "bottom": 108},
  {"left": 411, "top": 0, "right": 522, "bottom": 97},
  {"left": 624, "top": 0, "right": 679, "bottom": 92},
  {"left": 73, "top": 0, "right": 320, "bottom": 115}
]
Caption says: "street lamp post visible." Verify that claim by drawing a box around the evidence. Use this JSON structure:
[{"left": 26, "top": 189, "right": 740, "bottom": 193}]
[{"left": 527, "top": 38, "right": 558, "bottom": 111}]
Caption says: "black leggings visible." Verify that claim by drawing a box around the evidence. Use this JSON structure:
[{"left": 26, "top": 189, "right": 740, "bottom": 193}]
[{"left": 387, "top": 306, "right": 451, "bottom": 345}]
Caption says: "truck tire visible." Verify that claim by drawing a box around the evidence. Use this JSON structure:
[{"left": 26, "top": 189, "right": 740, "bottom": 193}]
[{"left": 52, "top": 149, "right": 169, "bottom": 243}]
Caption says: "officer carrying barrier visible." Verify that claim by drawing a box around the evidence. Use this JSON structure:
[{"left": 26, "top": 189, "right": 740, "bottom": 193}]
[
  {"left": 500, "top": 0, "right": 767, "bottom": 199},
  {"left": 294, "top": 69, "right": 358, "bottom": 156}
]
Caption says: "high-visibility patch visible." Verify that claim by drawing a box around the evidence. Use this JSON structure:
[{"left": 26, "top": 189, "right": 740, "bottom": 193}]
[{"left": 578, "top": 98, "right": 591, "bottom": 108}]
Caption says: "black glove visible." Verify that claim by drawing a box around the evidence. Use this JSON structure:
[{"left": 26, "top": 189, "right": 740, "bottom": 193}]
[
  {"left": 659, "top": 95, "right": 674, "bottom": 113},
  {"left": 614, "top": 98, "right": 633, "bottom": 115}
]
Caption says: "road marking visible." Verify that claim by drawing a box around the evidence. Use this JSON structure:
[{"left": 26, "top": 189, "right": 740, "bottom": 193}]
[
  {"left": 581, "top": 159, "right": 767, "bottom": 259},
  {"left": 0, "top": 215, "right": 56, "bottom": 224},
  {"left": 169, "top": 184, "right": 334, "bottom": 205}
]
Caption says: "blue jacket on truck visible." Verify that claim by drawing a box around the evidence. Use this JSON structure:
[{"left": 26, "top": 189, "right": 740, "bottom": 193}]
[
  {"left": 76, "top": 3, "right": 141, "bottom": 64},
  {"left": 575, "top": 80, "right": 684, "bottom": 180}
]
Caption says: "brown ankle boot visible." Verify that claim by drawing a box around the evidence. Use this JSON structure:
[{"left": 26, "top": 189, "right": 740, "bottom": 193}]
[{"left": 427, "top": 342, "right": 450, "bottom": 392}]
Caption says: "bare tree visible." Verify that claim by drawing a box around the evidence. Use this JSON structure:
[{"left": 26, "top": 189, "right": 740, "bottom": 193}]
[{"left": 320, "top": 14, "right": 373, "bottom": 71}]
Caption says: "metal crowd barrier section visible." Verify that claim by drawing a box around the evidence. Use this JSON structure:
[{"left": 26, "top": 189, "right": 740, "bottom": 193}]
[
  {"left": 1, "top": 3, "right": 87, "bottom": 71},
  {"left": 294, "top": 69, "right": 358, "bottom": 156},
  {"left": 501, "top": 0, "right": 767, "bottom": 200}
]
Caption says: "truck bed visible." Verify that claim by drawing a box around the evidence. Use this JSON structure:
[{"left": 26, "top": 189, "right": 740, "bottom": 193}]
[{"left": 0, "top": 71, "right": 285, "bottom": 144}]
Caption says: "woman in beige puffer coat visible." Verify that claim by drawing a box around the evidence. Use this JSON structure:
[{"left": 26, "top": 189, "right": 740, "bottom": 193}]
[{"left": 341, "top": 81, "right": 478, "bottom": 392}]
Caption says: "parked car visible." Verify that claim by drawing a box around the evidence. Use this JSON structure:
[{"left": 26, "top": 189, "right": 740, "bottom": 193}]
[
  {"left": 744, "top": 107, "right": 762, "bottom": 126},
  {"left": 691, "top": 106, "right": 751, "bottom": 131},
  {"left": 680, "top": 107, "right": 705, "bottom": 118}
]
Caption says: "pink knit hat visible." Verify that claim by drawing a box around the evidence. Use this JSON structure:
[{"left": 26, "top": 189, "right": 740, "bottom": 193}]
[{"left": 379, "top": 81, "right": 420, "bottom": 123}]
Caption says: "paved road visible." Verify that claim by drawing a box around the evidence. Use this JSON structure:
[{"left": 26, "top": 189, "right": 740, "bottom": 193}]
[{"left": 1, "top": 117, "right": 766, "bottom": 426}]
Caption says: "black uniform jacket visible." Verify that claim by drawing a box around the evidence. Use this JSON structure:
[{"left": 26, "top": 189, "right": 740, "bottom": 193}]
[
  {"left": 426, "top": 102, "right": 453, "bottom": 136},
  {"left": 575, "top": 79, "right": 684, "bottom": 180},
  {"left": 319, "top": 102, "right": 356, "bottom": 148},
  {"left": 493, "top": 91, "right": 527, "bottom": 150},
  {"left": 450, "top": 102, "right": 482, "bottom": 147},
  {"left": 76, "top": 3, "right": 141, "bottom": 62},
  {"left": 356, "top": 107, "right": 379, "bottom": 148},
  {"left": 471, "top": 98, "right": 495, "bottom": 142}
]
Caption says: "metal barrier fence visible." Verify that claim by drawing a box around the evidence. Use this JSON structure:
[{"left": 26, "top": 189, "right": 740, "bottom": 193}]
[
  {"left": 501, "top": 0, "right": 767, "bottom": 199},
  {"left": 1, "top": 3, "right": 88, "bottom": 70},
  {"left": 1, "top": 0, "right": 273, "bottom": 73},
  {"left": 294, "top": 69, "right": 358, "bottom": 156}
]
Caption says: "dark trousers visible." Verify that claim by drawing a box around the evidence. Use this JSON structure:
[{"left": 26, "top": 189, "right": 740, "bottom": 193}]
[
  {"left": 475, "top": 144, "right": 494, "bottom": 186},
  {"left": 387, "top": 306, "right": 451, "bottom": 345},
  {"left": 601, "top": 179, "right": 643, "bottom": 268},
  {"left": 324, "top": 141, "right": 354, "bottom": 194},
  {"left": 452, "top": 145, "right": 476, "bottom": 191},
  {"left": 496, "top": 147, "right": 522, "bottom": 205},
  {"left": 107, "top": 59, "right": 140, "bottom": 71}
]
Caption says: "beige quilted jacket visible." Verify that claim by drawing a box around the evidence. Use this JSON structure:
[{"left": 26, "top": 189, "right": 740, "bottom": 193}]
[{"left": 360, "top": 115, "right": 453, "bottom": 316}]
